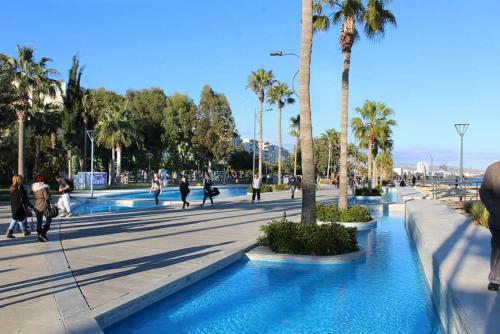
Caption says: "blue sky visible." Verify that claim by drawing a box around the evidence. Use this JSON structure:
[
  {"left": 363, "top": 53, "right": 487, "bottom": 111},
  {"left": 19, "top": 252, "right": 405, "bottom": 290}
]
[{"left": 1, "top": 0, "right": 499, "bottom": 170}]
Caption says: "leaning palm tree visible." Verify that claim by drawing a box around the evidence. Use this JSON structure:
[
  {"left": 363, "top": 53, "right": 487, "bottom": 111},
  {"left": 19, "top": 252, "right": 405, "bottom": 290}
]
[
  {"left": 351, "top": 100, "right": 396, "bottom": 189},
  {"left": 247, "top": 69, "right": 275, "bottom": 178},
  {"left": 299, "top": 0, "right": 316, "bottom": 224},
  {"left": 267, "top": 81, "right": 295, "bottom": 184},
  {"left": 313, "top": 0, "right": 396, "bottom": 208},
  {"left": 320, "top": 128, "right": 339, "bottom": 179},
  {"left": 289, "top": 114, "right": 301, "bottom": 176},
  {"left": 96, "top": 101, "right": 139, "bottom": 185},
  {"left": 0, "top": 46, "right": 60, "bottom": 177}
]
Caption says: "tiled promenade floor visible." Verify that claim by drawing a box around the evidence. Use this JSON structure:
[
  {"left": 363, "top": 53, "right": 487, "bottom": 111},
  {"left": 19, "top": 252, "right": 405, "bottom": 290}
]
[{"left": 0, "top": 186, "right": 338, "bottom": 333}]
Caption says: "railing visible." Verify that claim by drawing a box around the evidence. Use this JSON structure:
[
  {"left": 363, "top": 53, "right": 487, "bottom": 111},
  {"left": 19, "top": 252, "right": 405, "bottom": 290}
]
[{"left": 417, "top": 178, "right": 482, "bottom": 201}]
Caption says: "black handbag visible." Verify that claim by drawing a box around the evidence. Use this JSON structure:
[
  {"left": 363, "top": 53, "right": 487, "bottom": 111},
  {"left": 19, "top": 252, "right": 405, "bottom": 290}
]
[{"left": 44, "top": 201, "right": 59, "bottom": 219}]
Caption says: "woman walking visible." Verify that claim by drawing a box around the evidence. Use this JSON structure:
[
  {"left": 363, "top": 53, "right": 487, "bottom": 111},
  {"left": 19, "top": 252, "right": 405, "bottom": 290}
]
[
  {"left": 201, "top": 173, "right": 214, "bottom": 207},
  {"left": 179, "top": 175, "right": 190, "bottom": 209},
  {"left": 149, "top": 173, "right": 163, "bottom": 206},
  {"left": 32, "top": 175, "right": 52, "bottom": 242},
  {"left": 6, "top": 175, "right": 32, "bottom": 238}
]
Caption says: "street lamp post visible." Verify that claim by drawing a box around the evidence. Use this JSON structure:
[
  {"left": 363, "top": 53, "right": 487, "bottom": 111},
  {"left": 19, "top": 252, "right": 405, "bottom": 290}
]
[
  {"left": 454, "top": 123, "right": 469, "bottom": 201},
  {"left": 252, "top": 109, "right": 257, "bottom": 177},
  {"left": 86, "top": 130, "right": 95, "bottom": 199},
  {"left": 146, "top": 152, "right": 153, "bottom": 181},
  {"left": 270, "top": 51, "right": 299, "bottom": 97}
]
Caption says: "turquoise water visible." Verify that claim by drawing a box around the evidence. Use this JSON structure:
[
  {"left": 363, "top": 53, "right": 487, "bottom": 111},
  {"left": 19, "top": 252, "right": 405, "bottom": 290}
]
[
  {"left": 107, "top": 206, "right": 441, "bottom": 334},
  {"left": 72, "top": 187, "right": 247, "bottom": 215}
]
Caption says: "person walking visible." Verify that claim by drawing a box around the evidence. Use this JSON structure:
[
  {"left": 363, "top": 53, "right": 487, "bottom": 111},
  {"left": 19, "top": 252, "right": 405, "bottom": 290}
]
[
  {"left": 411, "top": 175, "right": 417, "bottom": 187},
  {"left": 251, "top": 174, "right": 261, "bottom": 203},
  {"left": 179, "top": 175, "right": 190, "bottom": 209},
  {"left": 479, "top": 161, "right": 500, "bottom": 291},
  {"left": 32, "top": 175, "right": 52, "bottom": 242},
  {"left": 149, "top": 173, "right": 163, "bottom": 206},
  {"left": 201, "top": 173, "right": 214, "bottom": 207},
  {"left": 55, "top": 175, "right": 73, "bottom": 217},
  {"left": 6, "top": 175, "right": 32, "bottom": 238},
  {"left": 289, "top": 175, "right": 297, "bottom": 199}
]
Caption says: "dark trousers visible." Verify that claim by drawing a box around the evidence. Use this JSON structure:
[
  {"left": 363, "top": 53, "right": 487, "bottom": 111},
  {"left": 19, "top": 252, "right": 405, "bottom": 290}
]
[
  {"left": 291, "top": 185, "right": 296, "bottom": 199},
  {"left": 154, "top": 190, "right": 160, "bottom": 205},
  {"left": 202, "top": 193, "right": 213, "bottom": 205},
  {"left": 35, "top": 210, "right": 52, "bottom": 234},
  {"left": 181, "top": 193, "right": 189, "bottom": 208},
  {"left": 490, "top": 227, "right": 500, "bottom": 284},
  {"left": 252, "top": 188, "right": 260, "bottom": 201}
]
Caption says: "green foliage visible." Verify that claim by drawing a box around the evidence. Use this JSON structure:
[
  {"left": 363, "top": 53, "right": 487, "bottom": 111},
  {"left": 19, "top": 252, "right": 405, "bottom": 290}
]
[
  {"left": 316, "top": 203, "right": 371, "bottom": 222},
  {"left": 257, "top": 220, "right": 359, "bottom": 256},
  {"left": 62, "top": 55, "right": 84, "bottom": 155},
  {"left": 464, "top": 201, "right": 489, "bottom": 228},
  {"left": 355, "top": 186, "right": 383, "bottom": 196},
  {"left": 247, "top": 184, "right": 273, "bottom": 193},
  {"left": 229, "top": 149, "right": 253, "bottom": 172},
  {"left": 272, "top": 184, "right": 290, "bottom": 191},
  {"left": 0, "top": 62, "right": 17, "bottom": 129}
]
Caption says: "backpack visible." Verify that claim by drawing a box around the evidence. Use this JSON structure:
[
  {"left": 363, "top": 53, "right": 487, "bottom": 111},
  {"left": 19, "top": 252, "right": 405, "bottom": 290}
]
[{"left": 66, "top": 179, "right": 74, "bottom": 192}]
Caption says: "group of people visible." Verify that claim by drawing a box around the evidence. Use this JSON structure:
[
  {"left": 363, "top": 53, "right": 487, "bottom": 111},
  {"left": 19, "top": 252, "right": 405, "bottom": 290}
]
[{"left": 6, "top": 174, "right": 73, "bottom": 241}]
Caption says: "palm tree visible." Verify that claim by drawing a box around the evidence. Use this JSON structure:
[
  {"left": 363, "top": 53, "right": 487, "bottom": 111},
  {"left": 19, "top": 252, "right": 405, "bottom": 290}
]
[
  {"left": 267, "top": 81, "right": 295, "bottom": 184},
  {"left": 299, "top": 0, "right": 316, "bottom": 224},
  {"left": 351, "top": 100, "right": 396, "bottom": 189},
  {"left": 320, "top": 128, "right": 339, "bottom": 179},
  {"left": 313, "top": 0, "right": 396, "bottom": 208},
  {"left": 247, "top": 69, "right": 274, "bottom": 178},
  {"left": 96, "top": 101, "right": 139, "bottom": 185},
  {"left": 289, "top": 114, "right": 301, "bottom": 176},
  {"left": 0, "top": 46, "right": 60, "bottom": 177}
]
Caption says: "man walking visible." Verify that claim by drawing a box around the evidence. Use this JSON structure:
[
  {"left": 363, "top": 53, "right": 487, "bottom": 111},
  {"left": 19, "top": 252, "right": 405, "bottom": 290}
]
[
  {"left": 251, "top": 174, "right": 261, "bottom": 203},
  {"left": 289, "top": 175, "right": 297, "bottom": 199},
  {"left": 55, "top": 175, "right": 73, "bottom": 217},
  {"left": 201, "top": 173, "right": 214, "bottom": 207},
  {"left": 479, "top": 161, "right": 500, "bottom": 291}
]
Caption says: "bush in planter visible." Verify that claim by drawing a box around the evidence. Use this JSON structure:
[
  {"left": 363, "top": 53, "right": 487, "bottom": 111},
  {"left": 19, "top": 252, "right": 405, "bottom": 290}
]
[
  {"left": 257, "top": 220, "right": 358, "bottom": 256},
  {"left": 464, "top": 201, "right": 489, "bottom": 228},
  {"left": 355, "top": 186, "right": 383, "bottom": 196},
  {"left": 247, "top": 184, "right": 273, "bottom": 193},
  {"left": 272, "top": 184, "right": 290, "bottom": 191},
  {"left": 316, "top": 203, "right": 371, "bottom": 222}
]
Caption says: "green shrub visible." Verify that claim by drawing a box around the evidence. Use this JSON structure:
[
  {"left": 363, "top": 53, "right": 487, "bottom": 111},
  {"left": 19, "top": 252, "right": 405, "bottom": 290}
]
[
  {"left": 272, "top": 184, "right": 290, "bottom": 191},
  {"left": 316, "top": 203, "right": 371, "bottom": 222},
  {"left": 247, "top": 184, "right": 273, "bottom": 193},
  {"left": 465, "top": 201, "right": 489, "bottom": 228},
  {"left": 355, "top": 186, "right": 383, "bottom": 196},
  {"left": 257, "top": 220, "right": 359, "bottom": 256}
]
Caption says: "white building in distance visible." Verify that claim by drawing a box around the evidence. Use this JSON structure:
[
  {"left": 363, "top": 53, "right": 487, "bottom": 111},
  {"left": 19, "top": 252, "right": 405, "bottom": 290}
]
[{"left": 416, "top": 161, "right": 428, "bottom": 175}]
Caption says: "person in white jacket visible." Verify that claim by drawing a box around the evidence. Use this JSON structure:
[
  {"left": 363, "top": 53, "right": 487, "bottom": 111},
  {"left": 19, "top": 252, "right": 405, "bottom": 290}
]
[{"left": 251, "top": 174, "right": 262, "bottom": 203}]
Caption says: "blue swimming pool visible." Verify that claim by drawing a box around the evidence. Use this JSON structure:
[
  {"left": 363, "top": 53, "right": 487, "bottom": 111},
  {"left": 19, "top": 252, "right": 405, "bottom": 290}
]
[
  {"left": 106, "top": 206, "right": 441, "bottom": 334},
  {"left": 72, "top": 186, "right": 248, "bottom": 215}
]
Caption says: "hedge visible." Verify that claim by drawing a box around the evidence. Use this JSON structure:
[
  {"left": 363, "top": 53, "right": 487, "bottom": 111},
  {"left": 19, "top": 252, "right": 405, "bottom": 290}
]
[
  {"left": 257, "top": 220, "right": 359, "bottom": 256},
  {"left": 355, "top": 186, "right": 383, "bottom": 196},
  {"left": 316, "top": 203, "right": 371, "bottom": 222}
]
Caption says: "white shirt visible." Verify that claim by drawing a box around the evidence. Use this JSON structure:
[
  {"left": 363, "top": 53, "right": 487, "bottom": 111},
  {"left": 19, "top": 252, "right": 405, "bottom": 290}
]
[{"left": 252, "top": 178, "right": 261, "bottom": 189}]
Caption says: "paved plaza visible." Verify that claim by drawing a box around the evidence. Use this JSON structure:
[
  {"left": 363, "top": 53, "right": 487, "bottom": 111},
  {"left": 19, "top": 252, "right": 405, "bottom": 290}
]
[{"left": 0, "top": 187, "right": 339, "bottom": 333}]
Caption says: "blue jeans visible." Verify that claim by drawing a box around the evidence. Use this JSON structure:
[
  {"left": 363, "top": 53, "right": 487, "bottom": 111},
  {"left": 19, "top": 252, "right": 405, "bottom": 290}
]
[
  {"left": 35, "top": 210, "right": 52, "bottom": 232},
  {"left": 8, "top": 219, "right": 27, "bottom": 231}
]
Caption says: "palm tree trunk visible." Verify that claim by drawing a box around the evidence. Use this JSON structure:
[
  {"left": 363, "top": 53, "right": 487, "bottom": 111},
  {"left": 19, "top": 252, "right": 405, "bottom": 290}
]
[
  {"left": 293, "top": 140, "right": 298, "bottom": 176},
  {"left": 109, "top": 147, "right": 115, "bottom": 185},
  {"left": 17, "top": 117, "right": 25, "bottom": 177},
  {"left": 67, "top": 149, "right": 72, "bottom": 179},
  {"left": 338, "top": 49, "right": 352, "bottom": 209},
  {"left": 299, "top": 0, "right": 316, "bottom": 224},
  {"left": 373, "top": 157, "right": 378, "bottom": 188},
  {"left": 83, "top": 120, "right": 88, "bottom": 171},
  {"left": 34, "top": 138, "right": 40, "bottom": 177},
  {"left": 327, "top": 143, "right": 332, "bottom": 179},
  {"left": 116, "top": 144, "right": 122, "bottom": 184},
  {"left": 258, "top": 97, "right": 263, "bottom": 178},
  {"left": 50, "top": 132, "right": 57, "bottom": 149},
  {"left": 278, "top": 106, "right": 282, "bottom": 184},
  {"left": 367, "top": 140, "right": 373, "bottom": 191}
]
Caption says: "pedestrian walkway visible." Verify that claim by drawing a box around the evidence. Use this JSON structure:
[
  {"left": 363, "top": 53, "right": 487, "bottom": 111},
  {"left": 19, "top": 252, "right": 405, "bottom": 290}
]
[{"left": 0, "top": 187, "right": 339, "bottom": 332}]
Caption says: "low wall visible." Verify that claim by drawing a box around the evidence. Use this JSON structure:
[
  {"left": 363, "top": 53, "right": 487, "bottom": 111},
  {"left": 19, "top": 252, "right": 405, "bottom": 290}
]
[{"left": 405, "top": 199, "right": 499, "bottom": 334}]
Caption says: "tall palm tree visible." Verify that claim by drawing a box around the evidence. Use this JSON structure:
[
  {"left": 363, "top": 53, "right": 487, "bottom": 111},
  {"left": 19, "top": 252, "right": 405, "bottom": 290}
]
[
  {"left": 313, "top": 0, "right": 396, "bottom": 208},
  {"left": 267, "top": 81, "right": 295, "bottom": 184},
  {"left": 96, "top": 101, "right": 139, "bottom": 185},
  {"left": 299, "top": 0, "right": 316, "bottom": 224},
  {"left": 320, "top": 128, "right": 339, "bottom": 179},
  {"left": 0, "top": 46, "right": 60, "bottom": 177},
  {"left": 351, "top": 100, "right": 396, "bottom": 189},
  {"left": 289, "top": 114, "right": 301, "bottom": 176},
  {"left": 247, "top": 69, "right": 275, "bottom": 178}
]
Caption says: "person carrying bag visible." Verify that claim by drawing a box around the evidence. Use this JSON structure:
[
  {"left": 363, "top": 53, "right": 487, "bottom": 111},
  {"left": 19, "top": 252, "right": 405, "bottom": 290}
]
[{"left": 32, "top": 175, "right": 57, "bottom": 242}]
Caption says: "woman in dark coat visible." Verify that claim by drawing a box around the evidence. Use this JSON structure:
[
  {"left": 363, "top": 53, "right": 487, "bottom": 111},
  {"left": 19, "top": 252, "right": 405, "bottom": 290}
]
[
  {"left": 6, "top": 175, "right": 32, "bottom": 238},
  {"left": 179, "top": 175, "right": 190, "bottom": 209}
]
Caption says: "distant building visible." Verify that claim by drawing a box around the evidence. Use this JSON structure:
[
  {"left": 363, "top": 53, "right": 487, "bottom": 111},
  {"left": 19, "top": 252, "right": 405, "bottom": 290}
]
[
  {"left": 241, "top": 138, "right": 289, "bottom": 163},
  {"left": 416, "top": 161, "right": 428, "bottom": 175},
  {"left": 232, "top": 131, "right": 242, "bottom": 149},
  {"left": 242, "top": 138, "right": 258, "bottom": 154}
]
